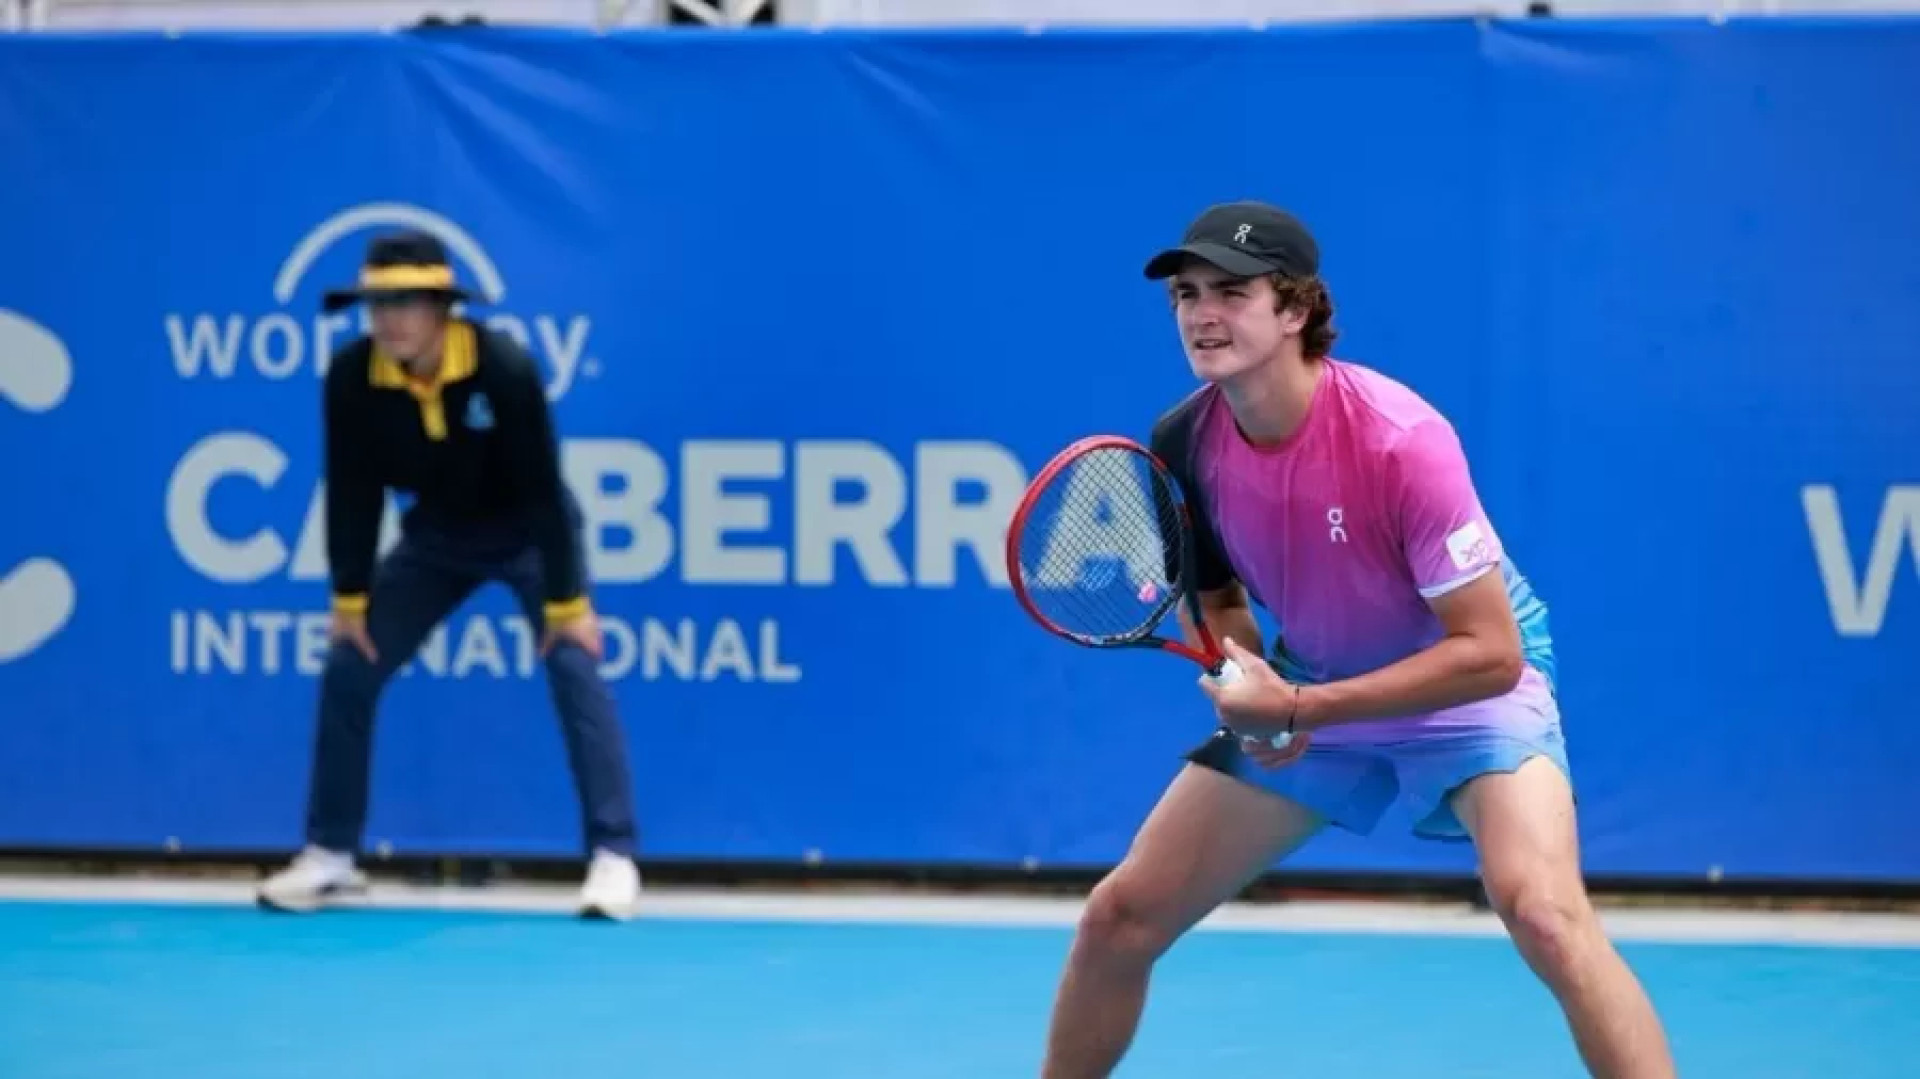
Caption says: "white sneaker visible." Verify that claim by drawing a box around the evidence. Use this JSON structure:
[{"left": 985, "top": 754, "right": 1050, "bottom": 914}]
[
  {"left": 257, "top": 846, "right": 368, "bottom": 913},
  {"left": 578, "top": 848, "right": 640, "bottom": 921}
]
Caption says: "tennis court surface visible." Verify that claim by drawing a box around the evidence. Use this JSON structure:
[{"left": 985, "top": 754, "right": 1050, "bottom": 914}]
[{"left": 2, "top": 879, "right": 1916, "bottom": 1078}]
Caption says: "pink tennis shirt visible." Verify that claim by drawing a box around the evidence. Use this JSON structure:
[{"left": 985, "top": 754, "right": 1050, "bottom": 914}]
[{"left": 1151, "top": 359, "right": 1558, "bottom": 746}]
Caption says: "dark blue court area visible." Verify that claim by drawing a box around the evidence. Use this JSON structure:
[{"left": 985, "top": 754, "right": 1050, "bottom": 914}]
[{"left": 2, "top": 897, "right": 1916, "bottom": 1078}]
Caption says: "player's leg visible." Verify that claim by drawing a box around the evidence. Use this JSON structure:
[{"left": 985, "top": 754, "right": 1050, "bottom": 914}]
[
  {"left": 497, "top": 540, "right": 641, "bottom": 919},
  {"left": 1041, "top": 763, "right": 1320, "bottom": 1079},
  {"left": 1041, "top": 730, "right": 1397, "bottom": 1079},
  {"left": 261, "top": 531, "right": 480, "bottom": 911},
  {"left": 1452, "top": 756, "right": 1675, "bottom": 1078}
]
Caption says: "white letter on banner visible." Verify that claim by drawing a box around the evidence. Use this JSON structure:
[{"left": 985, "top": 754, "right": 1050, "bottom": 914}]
[
  {"left": 166, "top": 432, "right": 288, "bottom": 584},
  {"left": 682, "top": 441, "right": 785, "bottom": 584},
  {"left": 794, "top": 441, "right": 909, "bottom": 587},
  {"left": 1805, "top": 484, "right": 1920, "bottom": 638},
  {"left": 564, "top": 439, "right": 674, "bottom": 584},
  {"left": 916, "top": 442, "right": 1027, "bottom": 588},
  {"left": 1026, "top": 450, "right": 1162, "bottom": 593}
]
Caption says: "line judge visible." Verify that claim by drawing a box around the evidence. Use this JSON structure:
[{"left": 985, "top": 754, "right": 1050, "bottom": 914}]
[{"left": 258, "top": 231, "right": 643, "bottom": 920}]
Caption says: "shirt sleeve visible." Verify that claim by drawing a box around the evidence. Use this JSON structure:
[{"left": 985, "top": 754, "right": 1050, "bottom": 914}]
[
  {"left": 491, "top": 341, "right": 588, "bottom": 622},
  {"left": 1391, "top": 419, "right": 1504, "bottom": 601},
  {"left": 322, "top": 351, "right": 384, "bottom": 614},
  {"left": 1150, "top": 402, "right": 1236, "bottom": 593}
]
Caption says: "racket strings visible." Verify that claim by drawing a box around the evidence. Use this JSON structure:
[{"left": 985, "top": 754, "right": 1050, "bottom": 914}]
[{"left": 1014, "top": 447, "right": 1186, "bottom": 643}]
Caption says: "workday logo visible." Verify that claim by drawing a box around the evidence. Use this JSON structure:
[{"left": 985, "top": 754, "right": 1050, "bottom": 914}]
[
  {"left": 0, "top": 309, "right": 77, "bottom": 663},
  {"left": 166, "top": 201, "right": 600, "bottom": 402},
  {"left": 274, "top": 202, "right": 508, "bottom": 308}
]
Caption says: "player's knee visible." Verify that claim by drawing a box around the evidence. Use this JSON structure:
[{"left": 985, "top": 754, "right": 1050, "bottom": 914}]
[
  {"left": 1077, "top": 874, "right": 1181, "bottom": 963},
  {"left": 1485, "top": 871, "right": 1591, "bottom": 970}
]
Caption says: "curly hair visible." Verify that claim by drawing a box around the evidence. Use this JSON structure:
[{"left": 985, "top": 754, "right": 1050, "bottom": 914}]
[{"left": 1270, "top": 274, "right": 1338, "bottom": 360}]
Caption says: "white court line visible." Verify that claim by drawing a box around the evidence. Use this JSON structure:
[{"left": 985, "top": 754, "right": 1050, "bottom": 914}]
[{"left": 2, "top": 874, "right": 1918, "bottom": 948}]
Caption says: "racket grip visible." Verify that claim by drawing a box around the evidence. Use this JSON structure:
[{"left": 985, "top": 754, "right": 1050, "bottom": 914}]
[
  {"left": 1206, "top": 657, "right": 1245, "bottom": 686},
  {"left": 1210, "top": 659, "right": 1295, "bottom": 751}
]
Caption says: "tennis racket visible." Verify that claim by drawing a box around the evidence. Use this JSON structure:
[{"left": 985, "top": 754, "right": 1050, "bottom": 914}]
[{"left": 1005, "top": 435, "right": 1293, "bottom": 749}]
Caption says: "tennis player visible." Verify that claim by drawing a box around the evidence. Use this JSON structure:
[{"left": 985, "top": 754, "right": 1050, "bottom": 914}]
[
  {"left": 1038, "top": 202, "right": 1675, "bottom": 1077},
  {"left": 256, "top": 231, "right": 642, "bottom": 921}
]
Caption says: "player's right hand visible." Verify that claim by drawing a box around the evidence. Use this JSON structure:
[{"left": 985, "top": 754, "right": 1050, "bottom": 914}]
[
  {"left": 1241, "top": 731, "right": 1310, "bottom": 770},
  {"left": 330, "top": 610, "right": 378, "bottom": 663}
]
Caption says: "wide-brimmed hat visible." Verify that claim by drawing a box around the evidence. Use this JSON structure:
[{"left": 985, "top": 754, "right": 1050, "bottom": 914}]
[{"left": 321, "top": 230, "right": 474, "bottom": 313}]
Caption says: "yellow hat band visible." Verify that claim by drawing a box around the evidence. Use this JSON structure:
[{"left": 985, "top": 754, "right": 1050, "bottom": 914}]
[{"left": 360, "top": 264, "right": 456, "bottom": 290}]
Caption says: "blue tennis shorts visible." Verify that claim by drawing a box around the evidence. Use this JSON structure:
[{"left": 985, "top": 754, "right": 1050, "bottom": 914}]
[{"left": 1185, "top": 718, "right": 1572, "bottom": 841}]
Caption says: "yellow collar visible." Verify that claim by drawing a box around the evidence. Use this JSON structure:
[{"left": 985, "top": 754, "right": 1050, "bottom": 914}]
[{"left": 369, "top": 322, "right": 478, "bottom": 441}]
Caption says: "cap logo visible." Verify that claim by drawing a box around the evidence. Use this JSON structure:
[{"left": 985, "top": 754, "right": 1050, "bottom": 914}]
[{"left": 1233, "top": 224, "right": 1252, "bottom": 245}]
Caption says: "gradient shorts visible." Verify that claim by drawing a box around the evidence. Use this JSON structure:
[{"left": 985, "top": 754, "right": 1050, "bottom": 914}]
[{"left": 1185, "top": 716, "right": 1571, "bottom": 841}]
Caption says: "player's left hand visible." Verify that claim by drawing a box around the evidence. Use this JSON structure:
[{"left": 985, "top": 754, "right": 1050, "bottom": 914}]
[
  {"left": 1242, "top": 730, "right": 1311, "bottom": 769},
  {"left": 1198, "top": 637, "right": 1305, "bottom": 740},
  {"left": 541, "top": 612, "right": 604, "bottom": 662}
]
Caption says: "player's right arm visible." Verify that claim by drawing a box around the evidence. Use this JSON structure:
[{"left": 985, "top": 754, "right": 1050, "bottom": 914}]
[
  {"left": 322, "top": 347, "right": 384, "bottom": 639},
  {"left": 1150, "top": 396, "right": 1266, "bottom": 658},
  {"left": 1181, "top": 583, "right": 1264, "bottom": 660}
]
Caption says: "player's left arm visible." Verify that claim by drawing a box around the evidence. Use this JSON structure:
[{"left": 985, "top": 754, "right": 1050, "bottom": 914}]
[
  {"left": 492, "top": 339, "right": 590, "bottom": 632},
  {"left": 1295, "top": 575, "right": 1523, "bottom": 729},
  {"left": 1296, "top": 420, "right": 1525, "bottom": 730}
]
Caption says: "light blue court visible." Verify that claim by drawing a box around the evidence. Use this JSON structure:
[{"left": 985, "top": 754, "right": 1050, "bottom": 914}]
[{"left": 1, "top": 895, "right": 1917, "bottom": 1079}]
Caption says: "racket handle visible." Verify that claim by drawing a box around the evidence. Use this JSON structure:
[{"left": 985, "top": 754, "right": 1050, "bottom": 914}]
[
  {"left": 1210, "top": 658, "right": 1296, "bottom": 751},
  {"left": 1206, "top": 657, "right": 1244, "bottom": 686}
]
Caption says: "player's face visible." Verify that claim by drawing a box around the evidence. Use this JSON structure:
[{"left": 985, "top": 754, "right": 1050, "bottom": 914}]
[
  {"left": 368, "top": 294, "right": 445, "bottom": 366},
  {"left": 1169, "top": 264, "right": 1290, "bottom": 382}
]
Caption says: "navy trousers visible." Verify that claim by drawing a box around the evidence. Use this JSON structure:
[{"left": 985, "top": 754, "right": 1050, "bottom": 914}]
[{"left": 303, "top": 521, "right": 638, "bottom": 857}]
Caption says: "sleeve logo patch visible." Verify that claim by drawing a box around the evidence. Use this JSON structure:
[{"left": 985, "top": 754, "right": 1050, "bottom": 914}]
[{"left": 1446, "top": 521, "right": 1492, "bottom": 570}]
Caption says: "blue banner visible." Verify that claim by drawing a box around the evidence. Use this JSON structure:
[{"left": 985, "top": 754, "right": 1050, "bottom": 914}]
[{"left": 0, "top": 20, "right": 1914, "bottom": 882}]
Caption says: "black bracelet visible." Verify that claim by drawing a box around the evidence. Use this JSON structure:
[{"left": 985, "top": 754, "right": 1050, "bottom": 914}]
[{"left": 1286, "top": 684, "right": 1301, "bottom": 734}]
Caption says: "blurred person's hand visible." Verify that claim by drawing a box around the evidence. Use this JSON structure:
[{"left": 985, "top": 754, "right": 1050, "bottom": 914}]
[
  {"left": 330, "top": 610, "right": 377, "bottom": 663},
  {"left": 542, "top": 611, "right": 604, "bottom": 662}
]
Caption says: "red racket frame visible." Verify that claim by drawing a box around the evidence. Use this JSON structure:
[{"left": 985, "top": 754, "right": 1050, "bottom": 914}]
[{"left": 1004, "top": 435, "right": 1229, "bottom": 675}]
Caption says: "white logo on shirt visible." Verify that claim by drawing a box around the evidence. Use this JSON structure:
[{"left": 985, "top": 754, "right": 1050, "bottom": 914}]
[
  {"left": 1327, "top": 506, "right": 1348, "bottom": 544},
  {"left": 1446, "top": 521, "right": 1491, "bottom": 570}
]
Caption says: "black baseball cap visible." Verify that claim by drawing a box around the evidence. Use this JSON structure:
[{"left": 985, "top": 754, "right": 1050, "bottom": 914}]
[{"left": 1143, "top": 201, "right": 1320, "bottom": 281}]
